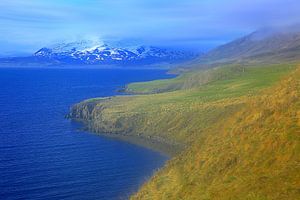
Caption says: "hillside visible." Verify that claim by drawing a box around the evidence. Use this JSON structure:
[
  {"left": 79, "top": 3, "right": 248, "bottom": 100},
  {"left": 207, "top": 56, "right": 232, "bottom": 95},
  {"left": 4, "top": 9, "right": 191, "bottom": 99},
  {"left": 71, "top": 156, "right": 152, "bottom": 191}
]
[
  {"left": 68, "top": 26, "right": 300, "bottom": 199},
  {"left": 183, "top": 26, "right": 300, "bottom": 70},
  {"left": 132, "top": 64, "right": 300, "bottom": 200},
  {"left": 69, "top": 63, "right": 299, "bottom": 199},
  {"left": 126, "top": 64, "right": 248, "bottom": 94}
]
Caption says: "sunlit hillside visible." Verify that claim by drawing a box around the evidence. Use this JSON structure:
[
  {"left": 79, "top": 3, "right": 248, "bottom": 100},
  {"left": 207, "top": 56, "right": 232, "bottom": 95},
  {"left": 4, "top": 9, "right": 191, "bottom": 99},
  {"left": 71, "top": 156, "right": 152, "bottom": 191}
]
[
  {"left": 131, "top": 65, "right": 300, "bottom": 200},
  {"left": 70, "top": 62, "right": 299, "bottom": 199}
]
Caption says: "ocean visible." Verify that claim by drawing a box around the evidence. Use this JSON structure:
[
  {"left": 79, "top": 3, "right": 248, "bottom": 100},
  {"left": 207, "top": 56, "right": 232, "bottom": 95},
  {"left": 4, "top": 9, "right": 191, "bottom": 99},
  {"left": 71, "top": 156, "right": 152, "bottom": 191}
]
[{"left": 0, "top": 67, "right": 172, "bottom": 200}]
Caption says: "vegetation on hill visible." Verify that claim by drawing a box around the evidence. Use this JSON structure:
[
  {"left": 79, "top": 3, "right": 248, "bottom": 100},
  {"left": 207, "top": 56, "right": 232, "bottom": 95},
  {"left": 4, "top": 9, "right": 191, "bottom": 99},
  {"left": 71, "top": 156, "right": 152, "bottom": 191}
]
[
  {"left": 131, "top": 65, "right": 300, "bottom": 200},
  {"left": 126, "top": 64, "right": 294, "bottom": 94},
  {"left": 70, "top": 62, "right": 299, "bottom": 199}
]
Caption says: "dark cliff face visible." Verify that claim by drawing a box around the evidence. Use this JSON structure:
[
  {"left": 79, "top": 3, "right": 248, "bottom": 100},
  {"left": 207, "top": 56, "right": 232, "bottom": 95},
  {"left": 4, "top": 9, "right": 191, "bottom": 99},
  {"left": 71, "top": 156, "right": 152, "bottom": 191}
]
[
  {"left": 68, "top": 98, "right": 129, "bottom": 135},
  {"left": 69, "top": 100, "right": 100, "bottom": 121}
]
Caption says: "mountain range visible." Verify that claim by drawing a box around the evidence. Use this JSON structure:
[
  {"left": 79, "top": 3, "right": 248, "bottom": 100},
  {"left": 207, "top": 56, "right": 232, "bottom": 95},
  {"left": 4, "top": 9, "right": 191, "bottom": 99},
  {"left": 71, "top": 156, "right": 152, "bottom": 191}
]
[{"left": 0, "top": 41, "right": 198, "bottom": 67}]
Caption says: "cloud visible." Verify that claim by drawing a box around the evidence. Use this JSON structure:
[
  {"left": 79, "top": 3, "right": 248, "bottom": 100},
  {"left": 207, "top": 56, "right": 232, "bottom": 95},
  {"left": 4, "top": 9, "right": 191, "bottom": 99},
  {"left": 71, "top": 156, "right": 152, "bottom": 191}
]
[
  {"left": 0, "top": 0, "right": 299, "bottom": 55},
  {"left": 220, "top": 0, "right": 300, "bottom": 28}
]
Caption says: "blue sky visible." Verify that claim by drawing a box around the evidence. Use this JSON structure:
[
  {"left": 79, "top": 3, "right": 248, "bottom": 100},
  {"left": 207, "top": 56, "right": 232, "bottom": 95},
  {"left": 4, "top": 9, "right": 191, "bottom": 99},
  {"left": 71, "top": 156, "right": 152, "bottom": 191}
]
[{"left": 0, "top": 0, "right": 299, "bottom": 56}]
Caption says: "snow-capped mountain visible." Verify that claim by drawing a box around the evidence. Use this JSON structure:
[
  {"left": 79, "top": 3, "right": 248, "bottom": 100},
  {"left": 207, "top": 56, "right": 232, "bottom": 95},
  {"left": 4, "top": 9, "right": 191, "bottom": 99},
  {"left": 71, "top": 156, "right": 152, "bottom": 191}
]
[{"left": 33, "top": 41, "right": 197, "bottom": 66}]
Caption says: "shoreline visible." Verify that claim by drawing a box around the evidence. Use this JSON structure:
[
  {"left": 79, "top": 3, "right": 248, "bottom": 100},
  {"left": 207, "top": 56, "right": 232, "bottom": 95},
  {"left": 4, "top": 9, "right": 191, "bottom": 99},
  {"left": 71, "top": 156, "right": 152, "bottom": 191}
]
[
  {"left": 73, "top": 119, "right": 184, "bottom": 157},
  {"left": 93, "top": 132, "right": 184, "bottom": 157}
]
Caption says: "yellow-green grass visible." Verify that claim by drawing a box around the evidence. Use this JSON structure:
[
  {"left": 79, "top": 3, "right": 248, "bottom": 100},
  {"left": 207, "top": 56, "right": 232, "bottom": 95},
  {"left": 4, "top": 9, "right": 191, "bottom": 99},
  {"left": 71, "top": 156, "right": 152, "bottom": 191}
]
[
  {"left": 132, "top": 65, "right": 300, "bottom": 200},
  {"left": 71, "top": 63, "right": 299, "bottom": 199}
]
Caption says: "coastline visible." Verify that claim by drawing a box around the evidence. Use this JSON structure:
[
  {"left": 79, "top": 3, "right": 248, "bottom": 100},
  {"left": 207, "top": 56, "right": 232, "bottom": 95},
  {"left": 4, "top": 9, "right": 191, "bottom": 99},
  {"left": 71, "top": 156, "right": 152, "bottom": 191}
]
[
  {"left": 74, "top": 119, "right": 184, "bottom": 157},
  {"left": 96, "top": 132, "right": 183, "bottom": 157},
  {"left": 67, "top": 76, "right": 182, "bottom": 157}
]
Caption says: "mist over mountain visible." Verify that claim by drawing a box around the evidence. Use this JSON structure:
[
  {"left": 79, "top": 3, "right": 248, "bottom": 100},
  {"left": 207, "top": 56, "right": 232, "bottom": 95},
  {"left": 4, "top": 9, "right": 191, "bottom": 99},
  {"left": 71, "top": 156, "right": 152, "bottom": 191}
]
[{"left": 188, "top": 25, "right": 300, "bottom": 67}]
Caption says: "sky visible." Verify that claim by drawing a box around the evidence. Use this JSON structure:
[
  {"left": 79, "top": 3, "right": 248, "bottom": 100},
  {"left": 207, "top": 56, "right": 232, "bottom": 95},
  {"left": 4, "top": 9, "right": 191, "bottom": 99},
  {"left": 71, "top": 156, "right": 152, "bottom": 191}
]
[{"left": 0, "top": 0, "right": 299, "bottom": 56}]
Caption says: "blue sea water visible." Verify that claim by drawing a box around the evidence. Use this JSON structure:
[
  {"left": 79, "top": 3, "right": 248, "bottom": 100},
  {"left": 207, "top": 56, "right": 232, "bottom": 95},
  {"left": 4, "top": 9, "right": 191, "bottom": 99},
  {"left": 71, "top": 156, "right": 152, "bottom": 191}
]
[{"left": 0, "top": 67, "right": 172, "bottom": 200}]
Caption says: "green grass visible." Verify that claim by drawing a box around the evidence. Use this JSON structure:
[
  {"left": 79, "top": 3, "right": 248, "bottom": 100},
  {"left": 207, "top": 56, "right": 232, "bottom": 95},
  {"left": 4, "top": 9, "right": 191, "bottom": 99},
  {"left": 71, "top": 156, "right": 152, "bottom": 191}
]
[
  {"left": 126, "top": 73, "right": 186, "bottom": 94},
  {"left": 71, "top": 63, "right": 300, "bottom": 200},
  {"left": 126, "top": 64, "right": 294, "bottom": 94}
]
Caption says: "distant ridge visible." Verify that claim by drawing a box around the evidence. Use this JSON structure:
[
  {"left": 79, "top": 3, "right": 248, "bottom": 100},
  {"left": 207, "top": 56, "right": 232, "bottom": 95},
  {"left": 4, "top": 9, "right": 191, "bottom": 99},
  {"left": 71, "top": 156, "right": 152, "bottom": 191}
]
[{"left": 184, "top": 25, "right": 300, "bottom": 70}]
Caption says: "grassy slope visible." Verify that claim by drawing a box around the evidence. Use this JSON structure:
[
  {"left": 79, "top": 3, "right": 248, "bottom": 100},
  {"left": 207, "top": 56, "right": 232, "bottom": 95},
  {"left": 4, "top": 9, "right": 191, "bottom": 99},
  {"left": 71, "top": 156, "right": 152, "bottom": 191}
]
[
  {"left": 70, "top": 63, "right": 299, "bottom": 199},
  {"left": 132, "top": 66, "right": 300, "bottom": 200},
  {"left": 126, "top": 64, "right": 244, "bottom": 94},
  {"left": 126, "top": 64, "right": 293, "bottom": 94},
  {"left": 74, "top": 64, "right": 294, "bottom": 144}
]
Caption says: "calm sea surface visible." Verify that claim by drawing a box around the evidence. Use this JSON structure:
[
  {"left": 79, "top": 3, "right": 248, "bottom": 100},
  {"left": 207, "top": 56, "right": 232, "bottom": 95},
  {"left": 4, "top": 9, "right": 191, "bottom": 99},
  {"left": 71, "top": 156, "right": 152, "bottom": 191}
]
[{"left": 0, "top": 67, "right": 172, "bottom": 200}]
